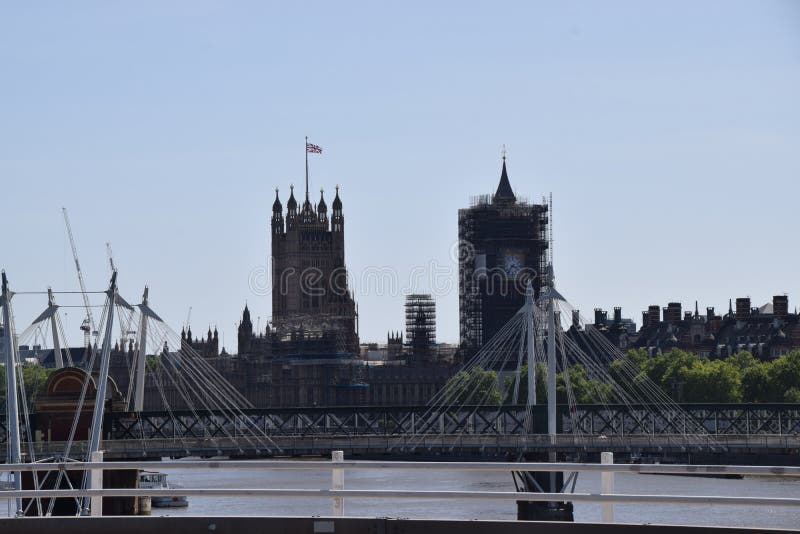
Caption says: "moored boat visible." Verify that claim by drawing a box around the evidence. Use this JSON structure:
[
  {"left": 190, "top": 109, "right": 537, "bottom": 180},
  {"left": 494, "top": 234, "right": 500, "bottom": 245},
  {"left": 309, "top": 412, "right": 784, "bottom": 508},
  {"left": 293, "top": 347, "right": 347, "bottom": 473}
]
[{"left": 139, "top": 471, "right": 189, "bottom": 508}]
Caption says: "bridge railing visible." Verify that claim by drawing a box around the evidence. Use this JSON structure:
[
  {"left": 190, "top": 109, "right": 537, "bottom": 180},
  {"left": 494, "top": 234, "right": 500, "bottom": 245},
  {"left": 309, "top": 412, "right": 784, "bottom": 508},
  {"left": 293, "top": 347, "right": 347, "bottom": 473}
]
[
  {"left": 2, "top": 452, "right": 800, "bottom": 523},
  {"left": 3, "top": 432, "right": 800, "bottom": 459}
]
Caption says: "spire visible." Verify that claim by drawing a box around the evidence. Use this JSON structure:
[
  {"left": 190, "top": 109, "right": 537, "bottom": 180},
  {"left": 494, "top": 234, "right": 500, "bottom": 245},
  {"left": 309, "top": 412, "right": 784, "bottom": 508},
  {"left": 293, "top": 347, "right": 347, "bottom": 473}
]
[
  {"left": 242, "top": 303, "right": 251, "bottom": 323},
  {"left": 694, "top": 300, "right": 699, "bottom": 318},
  {"left": 318, "top": 188, "right": 327, "bottom": 212},
  {"left": 272, "top": 188, "right": 282, "bottom": 212},
  {"left": 332, "top": 184, "right": 342, "bottom": 210},
  {"left": 494, "top": 146, "right": 516, "bottom": 203},
  {"left": 287, "top": 185, "right": 297, "bottom": 211}
]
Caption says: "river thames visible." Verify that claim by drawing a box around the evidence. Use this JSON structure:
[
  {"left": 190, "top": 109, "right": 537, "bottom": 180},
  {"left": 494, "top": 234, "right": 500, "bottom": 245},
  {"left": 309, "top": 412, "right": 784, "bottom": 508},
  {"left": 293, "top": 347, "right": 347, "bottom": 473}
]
[{"left": 147, "top": 461, "right": 800, "bottom": 529}]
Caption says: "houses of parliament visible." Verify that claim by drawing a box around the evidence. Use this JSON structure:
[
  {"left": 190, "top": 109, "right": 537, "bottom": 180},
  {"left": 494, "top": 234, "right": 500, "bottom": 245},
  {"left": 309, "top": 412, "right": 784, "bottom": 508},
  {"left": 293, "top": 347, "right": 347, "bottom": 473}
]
[
  {"left": 27, "top": 149, "right": 800, "bottom": 409},
  {"left": 223, "top": 177, "right": 451, "bottom": 408},
  {"left": 115, "top": 154, "right": 549, "bottom": 409}
]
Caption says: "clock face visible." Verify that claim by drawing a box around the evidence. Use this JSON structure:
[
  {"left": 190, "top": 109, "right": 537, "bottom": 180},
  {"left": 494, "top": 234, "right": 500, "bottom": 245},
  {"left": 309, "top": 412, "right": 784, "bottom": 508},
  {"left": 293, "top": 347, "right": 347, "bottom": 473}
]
[{"left": 503, "top": 254, "right": 523, "bottom": 276}]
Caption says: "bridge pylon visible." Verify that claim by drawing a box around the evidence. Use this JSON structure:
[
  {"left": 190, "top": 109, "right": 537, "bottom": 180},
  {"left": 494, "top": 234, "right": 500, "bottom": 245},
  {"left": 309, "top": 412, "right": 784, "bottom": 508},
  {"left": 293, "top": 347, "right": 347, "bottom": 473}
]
[{"left": 1, "top": 271, "right": 24, "bottom": 516}]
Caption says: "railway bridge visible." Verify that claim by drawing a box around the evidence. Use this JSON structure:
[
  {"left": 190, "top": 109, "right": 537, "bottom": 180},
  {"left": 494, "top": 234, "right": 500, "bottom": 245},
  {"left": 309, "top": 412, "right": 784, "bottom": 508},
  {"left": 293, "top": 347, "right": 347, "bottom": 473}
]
[{"left": 3, "top": 403, "right": 799, "bottom": 462}]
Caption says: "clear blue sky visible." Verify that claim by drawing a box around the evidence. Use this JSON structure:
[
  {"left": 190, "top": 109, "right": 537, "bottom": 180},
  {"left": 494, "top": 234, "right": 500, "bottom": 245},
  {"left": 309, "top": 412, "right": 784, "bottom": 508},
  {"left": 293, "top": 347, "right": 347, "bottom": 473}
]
[{"left": 1, "top": 1, "right": 798, "bottom": 349}]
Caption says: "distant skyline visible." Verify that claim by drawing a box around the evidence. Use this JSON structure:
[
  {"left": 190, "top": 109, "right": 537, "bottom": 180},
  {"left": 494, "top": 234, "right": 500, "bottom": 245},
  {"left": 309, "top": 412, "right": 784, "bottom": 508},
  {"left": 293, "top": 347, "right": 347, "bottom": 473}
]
[{"left": 1, "top": 2, "right": 799, "bottom": 350}]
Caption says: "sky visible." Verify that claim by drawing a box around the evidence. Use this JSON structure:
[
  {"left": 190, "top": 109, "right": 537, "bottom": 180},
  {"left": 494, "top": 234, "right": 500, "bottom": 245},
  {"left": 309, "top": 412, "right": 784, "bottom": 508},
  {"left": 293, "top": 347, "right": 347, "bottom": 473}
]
[{"left": 1, "top": 1, "right": 799, "bottom": 350}]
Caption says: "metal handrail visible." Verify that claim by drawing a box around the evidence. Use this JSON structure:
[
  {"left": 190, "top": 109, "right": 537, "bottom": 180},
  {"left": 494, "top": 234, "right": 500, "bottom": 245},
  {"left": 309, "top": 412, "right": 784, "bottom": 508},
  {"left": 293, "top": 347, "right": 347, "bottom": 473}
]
[
  {"left": 2, "top": 454, "right": 799, "bottom": 522},
  {"left": 1, "top": 459, "right": 799, "bottom": 476},
  {"left": 0, "top": 488, "right": 799, "bottom": 508}
]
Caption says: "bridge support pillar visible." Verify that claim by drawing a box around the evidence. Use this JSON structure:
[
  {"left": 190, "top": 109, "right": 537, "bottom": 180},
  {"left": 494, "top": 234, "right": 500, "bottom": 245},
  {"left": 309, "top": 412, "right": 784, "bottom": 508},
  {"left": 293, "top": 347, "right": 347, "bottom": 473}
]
[
  {"left": 332, "top": 450, "right": 344, "bottom": 517},
  {"left": 600, "top": 452, "right": 614, "bottom": 523},
  {"left": 90, "top": 451, "right": 104, "bottom": 517},
  {"left": 515, "top": 452, "right": 574, "bottom": 522}
]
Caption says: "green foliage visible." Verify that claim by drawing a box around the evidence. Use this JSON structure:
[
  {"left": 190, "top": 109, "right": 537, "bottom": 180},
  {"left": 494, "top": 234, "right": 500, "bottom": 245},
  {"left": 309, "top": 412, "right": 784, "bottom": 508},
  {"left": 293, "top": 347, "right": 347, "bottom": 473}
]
[
  {"left": 445, "top": 348, "right": 800, "bottom": 406},
  {"left": 768, "top": 351, "right": 800, "bottom": 401},
  {"left": 681, "top": 359, "right": 742, "bottom": 402},
  {"left": 0, "top": 362, "right": 54, "bottom": 407},
  {"left": 504, "top": 363, "right": 547, "bottom": 405},
  {"left": 618, "top": 348, "right": 800, "bottom": 403},
  {"left": 443, "top": 367, "right": 502, "bottom": 406},
  {"left": 146, "top": 354, "right": 161, "bottom": 371},
  {"left": 557, "top": 364, "right": 613, "bottom": 404}
]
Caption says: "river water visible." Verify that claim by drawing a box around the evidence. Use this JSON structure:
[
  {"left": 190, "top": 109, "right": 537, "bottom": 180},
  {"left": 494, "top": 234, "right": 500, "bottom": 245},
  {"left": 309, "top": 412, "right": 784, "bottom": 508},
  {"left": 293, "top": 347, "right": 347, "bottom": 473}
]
[
  {"left": 4, "top": 461, "right": 797, "bottom": 527},
  {"left": 145, "top": 460, "right": 800, "bottom": 529}
]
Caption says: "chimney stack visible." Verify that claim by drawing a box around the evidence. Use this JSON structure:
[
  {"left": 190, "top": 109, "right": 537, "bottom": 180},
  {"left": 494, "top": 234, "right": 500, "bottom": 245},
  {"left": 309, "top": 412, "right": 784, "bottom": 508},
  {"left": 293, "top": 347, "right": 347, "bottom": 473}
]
[
  {"left": 613, "top": 307, "right": 622, "bottom": 324},
  {"left": 773, "top": 295, "right": 788, "bottom": 319},
  {"left": 666, "top": 302, "right": 682, "bottom": 325},
  {"left": 594, "top": 308, "right": 607, "bottom": 326},
  {"left": 736, "top": 297, "right": 751, "bottom": 320},
  {"left": 572, "top": 309, "right": 581, "bottom": 329},
  {"left": 647, "top": 305, "right": 661, "bottom": 327}
]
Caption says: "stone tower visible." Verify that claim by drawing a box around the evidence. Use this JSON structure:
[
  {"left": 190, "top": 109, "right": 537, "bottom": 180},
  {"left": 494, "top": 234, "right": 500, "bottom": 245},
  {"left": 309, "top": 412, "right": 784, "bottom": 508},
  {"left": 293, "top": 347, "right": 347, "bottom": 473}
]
[{"left": 270, "top": 184, "right": 359, "bottom": 355}]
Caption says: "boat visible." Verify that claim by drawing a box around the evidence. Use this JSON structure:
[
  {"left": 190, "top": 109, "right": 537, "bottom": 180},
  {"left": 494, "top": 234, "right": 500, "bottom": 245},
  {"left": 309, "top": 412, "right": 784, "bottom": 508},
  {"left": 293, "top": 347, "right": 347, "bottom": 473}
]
[{"left": 139, "top": 471, "right": 189, "bottom": 508}]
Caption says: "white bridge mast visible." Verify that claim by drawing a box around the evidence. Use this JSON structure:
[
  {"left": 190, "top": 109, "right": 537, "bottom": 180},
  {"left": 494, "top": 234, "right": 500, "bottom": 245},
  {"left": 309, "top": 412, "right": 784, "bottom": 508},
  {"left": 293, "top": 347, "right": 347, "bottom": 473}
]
[
  {"left": 132, "top": 286, "right": 149, "bottom": 412},
  {"left": 47, "top": 288, "right": 64, "bottom": 369},
  {"left": 83, "top": 271, "right": 117, "bottom": 515},
  {"left": 2, "top": 271, "right": 24, "bottom": 516}
]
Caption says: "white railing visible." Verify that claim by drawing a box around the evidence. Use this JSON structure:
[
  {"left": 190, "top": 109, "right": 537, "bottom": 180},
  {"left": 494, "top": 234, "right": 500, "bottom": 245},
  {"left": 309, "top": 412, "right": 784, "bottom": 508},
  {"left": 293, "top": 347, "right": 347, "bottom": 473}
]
[{"left": 2, "top": 452, "right": 800, "bottom": 522}]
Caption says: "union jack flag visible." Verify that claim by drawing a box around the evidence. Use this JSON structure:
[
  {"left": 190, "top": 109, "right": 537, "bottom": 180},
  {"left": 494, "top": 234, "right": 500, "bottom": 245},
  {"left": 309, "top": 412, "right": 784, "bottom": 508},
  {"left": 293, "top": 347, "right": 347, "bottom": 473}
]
[{"left": 306, "top": 142, "right": 322, "bottom": 154}]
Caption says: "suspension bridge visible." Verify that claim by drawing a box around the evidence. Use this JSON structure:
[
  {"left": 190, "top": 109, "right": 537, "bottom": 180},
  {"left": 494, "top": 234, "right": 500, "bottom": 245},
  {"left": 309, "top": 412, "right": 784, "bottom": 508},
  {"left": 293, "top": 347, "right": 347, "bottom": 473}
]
[{"left": 2, "top": 263, "right": 799, "bottom": 518}]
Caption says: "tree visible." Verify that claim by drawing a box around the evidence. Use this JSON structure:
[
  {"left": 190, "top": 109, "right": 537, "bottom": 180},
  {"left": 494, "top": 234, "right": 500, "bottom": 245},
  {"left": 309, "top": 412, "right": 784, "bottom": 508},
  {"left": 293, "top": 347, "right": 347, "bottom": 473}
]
[
  {"left": 742, "top": 362, "right": 773, "bottom": 402},
  {"left": 443, "top": 367, "right": 502, "bottom": 406},
  {"left": 556, "top": 364, "right": 613, "bottom": 404},
  {"left": 504, "top": 363, "right": 547, "bottom": 405},
  {"left": 682, "top": 359, "right": 742, "bottom": 402},
  {"left": 0, "top": 362, "right": 53, "bottom": 408},
  {"left": 767, "top": 350, "right": 800, "bottom": 402}
]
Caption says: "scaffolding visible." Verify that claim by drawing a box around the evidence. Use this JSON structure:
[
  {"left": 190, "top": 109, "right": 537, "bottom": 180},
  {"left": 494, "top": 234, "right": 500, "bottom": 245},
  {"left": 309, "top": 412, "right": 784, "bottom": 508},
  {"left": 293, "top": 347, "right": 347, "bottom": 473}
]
[
  {"left": 458, "top": 191, "right": 549, "bottom": 354},
  {"left": 405, "top": 294, "right": 436, "bottom": 361}
]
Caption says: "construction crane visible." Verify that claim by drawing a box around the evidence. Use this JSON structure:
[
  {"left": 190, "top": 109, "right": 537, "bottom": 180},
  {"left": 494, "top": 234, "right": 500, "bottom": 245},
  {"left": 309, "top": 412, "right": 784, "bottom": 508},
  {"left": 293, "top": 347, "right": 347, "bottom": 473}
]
[{"left": 62, "top": 207, "right": 97, "bottom": 346}]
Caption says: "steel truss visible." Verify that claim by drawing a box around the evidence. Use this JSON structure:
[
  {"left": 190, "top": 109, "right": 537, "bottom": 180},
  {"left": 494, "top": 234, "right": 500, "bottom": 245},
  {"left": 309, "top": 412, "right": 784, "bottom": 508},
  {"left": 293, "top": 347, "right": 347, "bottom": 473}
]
[{"left": 3, "top": 404, "right": 798, "bottom": 443}]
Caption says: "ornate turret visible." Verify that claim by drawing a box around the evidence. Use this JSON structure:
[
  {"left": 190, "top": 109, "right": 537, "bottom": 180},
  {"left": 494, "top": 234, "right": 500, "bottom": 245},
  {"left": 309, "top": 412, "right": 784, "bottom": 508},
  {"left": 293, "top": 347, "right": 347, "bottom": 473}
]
[
  {"left": 331, "top": 185, "right": 344, "bottom": 232},
  {"left": 238, "top": 304, "right": 253, "bottom": 354},
  {"left": 317, "top": 188, "right": 327, "bottom": 214},
  {"left": 286, "top": 185, "right": 297, "bottom": 230},
  {"left": 287, "top": 186, "right": 297, "bottom": 212},
  {"left": 272, "top": 189, "right": 285, "bottom": 235},
  {"left": 272, "top": 188, "right": 282, "bottom": 213},
  {"left": 301, "top": 194, "right": 316, "bottom": 224}
]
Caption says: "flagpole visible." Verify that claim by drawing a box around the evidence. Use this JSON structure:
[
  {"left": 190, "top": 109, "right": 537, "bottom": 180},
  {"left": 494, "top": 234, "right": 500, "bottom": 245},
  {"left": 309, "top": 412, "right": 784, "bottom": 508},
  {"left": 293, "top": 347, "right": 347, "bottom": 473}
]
[{"left": 305, "top": 136, "right": 309, "bottom": 201}]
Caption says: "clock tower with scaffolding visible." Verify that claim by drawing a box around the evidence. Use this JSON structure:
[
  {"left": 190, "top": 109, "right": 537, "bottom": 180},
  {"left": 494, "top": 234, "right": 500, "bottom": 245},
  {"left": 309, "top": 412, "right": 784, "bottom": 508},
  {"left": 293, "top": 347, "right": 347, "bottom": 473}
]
[{"left": 458, "top": 151, "right": 550, "bottom": 354}]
